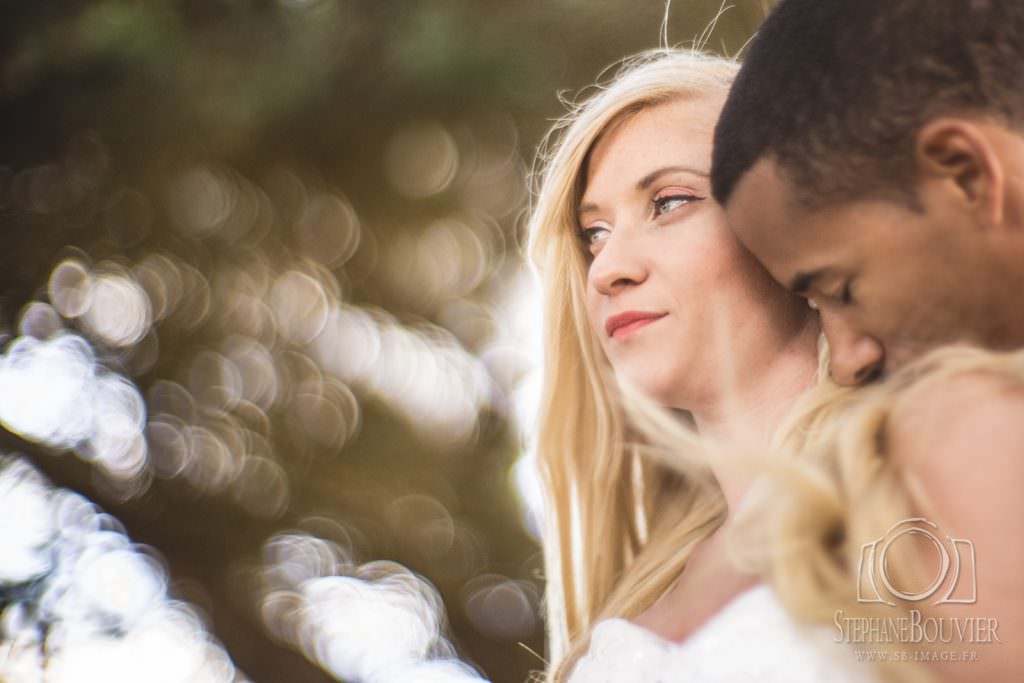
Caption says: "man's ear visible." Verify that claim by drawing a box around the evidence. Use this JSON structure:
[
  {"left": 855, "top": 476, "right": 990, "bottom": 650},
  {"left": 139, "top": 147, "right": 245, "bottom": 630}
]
[{"left": 915, "top": 118, "right": 1005, "bottom": 228}]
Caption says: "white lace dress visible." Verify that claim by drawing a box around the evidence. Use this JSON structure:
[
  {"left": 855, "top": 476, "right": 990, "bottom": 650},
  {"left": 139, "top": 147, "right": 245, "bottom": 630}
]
[{"left": 567, "top": 584, "right": 880, "bottom": 683}]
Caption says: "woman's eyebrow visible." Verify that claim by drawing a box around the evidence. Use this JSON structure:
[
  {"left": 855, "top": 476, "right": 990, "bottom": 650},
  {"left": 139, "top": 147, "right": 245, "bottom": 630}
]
[{"left": 636, "top": 165, "right": 708, "bottom": 190}]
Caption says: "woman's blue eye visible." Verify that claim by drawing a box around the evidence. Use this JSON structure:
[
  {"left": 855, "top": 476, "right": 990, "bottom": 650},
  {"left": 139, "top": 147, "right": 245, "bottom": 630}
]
[
  {"left": 653, "top": 194, "right": 699, "bottom": 216},
  {"left": 580, "top": 226, "right": 609, "bottom": 246}
]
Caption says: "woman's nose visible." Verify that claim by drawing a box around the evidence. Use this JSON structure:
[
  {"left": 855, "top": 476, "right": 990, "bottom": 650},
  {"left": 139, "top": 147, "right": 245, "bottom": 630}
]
[
  {"left": 587, "top": 230, "right": 648, "bottom": 296},
  {"left": 822, "top": 311, "right": 885, "bottom": 386}
]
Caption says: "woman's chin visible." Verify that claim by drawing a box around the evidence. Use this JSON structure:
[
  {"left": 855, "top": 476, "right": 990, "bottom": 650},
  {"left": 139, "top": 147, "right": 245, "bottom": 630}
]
[{"left": 615, "top": 368, "right": 684, "bottom": 408}]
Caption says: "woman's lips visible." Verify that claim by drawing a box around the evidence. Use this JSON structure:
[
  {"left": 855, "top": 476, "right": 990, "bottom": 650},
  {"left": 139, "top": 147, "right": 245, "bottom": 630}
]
[{"left": 605, "top": 311, "right": 667, "bottom": 339}]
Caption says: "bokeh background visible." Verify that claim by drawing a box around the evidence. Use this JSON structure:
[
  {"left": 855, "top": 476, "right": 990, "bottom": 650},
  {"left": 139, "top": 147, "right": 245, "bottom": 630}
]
[{"left": 0, "top": 2, "right": 766, "bottom": 682}]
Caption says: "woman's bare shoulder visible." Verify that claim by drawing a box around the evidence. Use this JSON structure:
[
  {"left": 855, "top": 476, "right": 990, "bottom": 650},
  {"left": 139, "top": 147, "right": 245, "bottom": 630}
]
[
  {"left": 886, "top": 368, "right": 1024, "bottom": 682},
  {"left": 888, "top": 367, "right": 1024, "bottom": 470}
]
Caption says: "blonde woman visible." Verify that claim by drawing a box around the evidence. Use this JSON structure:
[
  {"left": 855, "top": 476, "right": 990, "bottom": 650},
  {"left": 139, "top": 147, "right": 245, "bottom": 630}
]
[{"left": 526, "top": 49, "right": 878, "bottom": 682}]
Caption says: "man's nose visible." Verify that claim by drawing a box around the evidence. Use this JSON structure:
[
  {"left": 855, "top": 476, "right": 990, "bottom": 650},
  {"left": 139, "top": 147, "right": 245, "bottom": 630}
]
[
  {"left": 822, "top": 312, "right": 885, "bottom": 386},
  {"left": 588, "top": 231, "right": 648, "bottom": 295}
]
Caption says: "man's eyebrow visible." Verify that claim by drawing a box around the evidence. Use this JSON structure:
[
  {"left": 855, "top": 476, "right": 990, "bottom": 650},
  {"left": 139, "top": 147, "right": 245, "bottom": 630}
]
[
  {"left": 637, "top": 165, "right": 708, "bottom": 191},
  {"left": 790, "top": 268, "right": 825, "bottom": 295}
]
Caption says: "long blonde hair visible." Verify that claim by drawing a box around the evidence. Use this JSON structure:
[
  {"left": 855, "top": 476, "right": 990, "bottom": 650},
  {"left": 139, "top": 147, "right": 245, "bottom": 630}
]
[{"left": 525, "top": 48, "right": 741, "bottom": 681}]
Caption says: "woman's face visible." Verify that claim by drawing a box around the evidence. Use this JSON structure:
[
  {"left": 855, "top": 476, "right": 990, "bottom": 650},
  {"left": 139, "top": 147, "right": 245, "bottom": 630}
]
[{"left": 578, "top": 96, "right": 811, "bottom": 408}]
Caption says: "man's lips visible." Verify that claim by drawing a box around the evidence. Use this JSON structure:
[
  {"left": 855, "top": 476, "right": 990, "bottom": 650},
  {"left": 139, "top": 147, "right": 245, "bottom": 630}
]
[{"left": 605, "top": 311, "right": 667, "bottom": 338}]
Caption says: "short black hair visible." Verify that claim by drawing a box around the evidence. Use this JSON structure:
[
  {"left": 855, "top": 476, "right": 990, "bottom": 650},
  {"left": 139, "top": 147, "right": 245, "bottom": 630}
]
[{"left": 711, "top": 0, "right": 1024, "bottom": 209}]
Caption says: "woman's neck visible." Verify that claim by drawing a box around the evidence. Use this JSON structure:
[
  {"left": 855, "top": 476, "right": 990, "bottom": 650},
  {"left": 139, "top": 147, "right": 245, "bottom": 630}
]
[{"left": 689, "top": 317, "right": 819, "bottom": 509}]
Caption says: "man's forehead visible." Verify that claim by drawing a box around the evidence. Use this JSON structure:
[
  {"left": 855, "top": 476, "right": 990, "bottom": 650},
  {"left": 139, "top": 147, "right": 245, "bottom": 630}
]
[
  {"left": 723, "top": 157, "right": 811, "bottom": 275},
  {"left": 724, "top": 156, "right": 870, "bottom": 297}
]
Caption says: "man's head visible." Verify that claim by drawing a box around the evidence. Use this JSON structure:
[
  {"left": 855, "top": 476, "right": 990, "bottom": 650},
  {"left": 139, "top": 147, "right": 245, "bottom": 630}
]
[{"left": 711, "top": 0, "right": 1024, "bottom": 385}]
